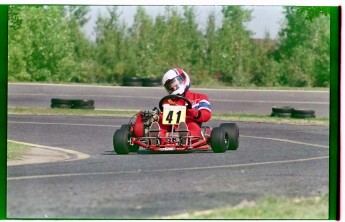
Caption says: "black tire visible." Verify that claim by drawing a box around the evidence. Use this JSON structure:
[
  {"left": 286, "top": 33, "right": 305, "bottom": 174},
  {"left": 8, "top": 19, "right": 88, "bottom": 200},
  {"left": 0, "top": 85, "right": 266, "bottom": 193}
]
[
  {"left": 292, "top": 109, "right": 315, "bottom": 115},
  {"left": 120, "top": 124, "right": 140, "bottom": 152},
  {"left": 123, "top": 81, "right": 143, "bottom": 86},
  {"left": 71, "top": 105, "right": 95, "bottom": 109},
  {"left": 122, "top": 77, "right": 143, "bottom": 86},
  {"left": 72, "top": 99, "right": 94, "bottom": 106},
  {"left": 51, "top": 103, "right": 71, "bottom": 109},
  {"left": 219, "top": 123, "right": 239, "bottom": 150},
  {"left": 271, "top": 112, "right": 292, "bottom": 118},
  {"left": 120, "top": 124, "right": 130, "bottom": 129},
  {"left": 113, "top": 128, "right": 130, "bottom": 154},
  {"left": 51, "top": 98, "right": 73, "bottom": 105},
  {"left": 123, "top": 76, "right": 142, "bottom": 82},
  {"left": 142, "top": 78, "right": 161, "bottom": 87},
  {"left": 272, "top": 106, "right": 294, "bottom": 113},
  {"left": 291, "top": 113, "right": 316, "bottom": 119},
  {"left": 210, "top": 127, "right": 228, "bottom": 153},
  {"left": 291, "top": 109, "right": 316, "bottom": 119}
]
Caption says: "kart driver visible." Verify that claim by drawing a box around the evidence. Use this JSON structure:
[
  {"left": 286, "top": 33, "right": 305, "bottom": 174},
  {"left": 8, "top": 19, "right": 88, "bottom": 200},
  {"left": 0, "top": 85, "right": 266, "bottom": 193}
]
[
  {"left": 146, "top": 68, "right": 212, "bottom": 144},
  {"left": 133, "top": 68, "right": 211, "bottom": 145}
]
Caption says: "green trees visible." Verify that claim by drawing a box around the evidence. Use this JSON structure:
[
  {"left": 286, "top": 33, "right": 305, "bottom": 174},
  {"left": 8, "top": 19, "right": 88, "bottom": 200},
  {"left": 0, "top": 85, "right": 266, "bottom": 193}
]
[
  {"left": 8, "top": 6, "right": 23, "bottom": 30},
  {"left": 211, "top": 6, "right": 253, "bottom": 85},
  {"left": 249, "top": 35, "right": 280, "bottom": 87},
  {"left": 8, "top": 6, "right": 93, "bottom": 82},
  {"left": 62, "top": 6, "right": 95, "bottom": 83},
  {"left": 275, "top": 6, "right": 330, "bottom": 87},
  {"left": 94, "top": 6, "right": 127, "bottom": 83},
  {"left": 9, "top": 6, "right": 73, "bottom": 81},
  {"left": 8, "top": 5, "right": 331, "bottom": 88},
  {"left": 130, "top": 6, "right": 157, "bottom": 77},
  {"left": 204, "top": 11, "right": 217, "bottom": 75}
]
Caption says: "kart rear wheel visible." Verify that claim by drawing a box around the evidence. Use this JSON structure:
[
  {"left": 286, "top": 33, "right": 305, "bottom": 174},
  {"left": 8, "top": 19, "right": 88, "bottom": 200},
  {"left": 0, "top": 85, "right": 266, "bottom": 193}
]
[
  {"left": 120, "top": 124, "right": 140, "bottom": 152},
  {"left": 220, "top": 123, "right": 239, "bottom": 150},
  {"left": 113, "top": 128, "right": 130, "bottom": 154},
  {"left": 210, "top": 127, "right": 228, "bottom": 153}
]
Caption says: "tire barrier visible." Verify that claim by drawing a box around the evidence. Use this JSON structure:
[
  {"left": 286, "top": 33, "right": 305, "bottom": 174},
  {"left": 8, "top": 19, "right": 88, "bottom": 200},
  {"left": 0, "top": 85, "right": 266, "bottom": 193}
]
[
  {"left": 142, "top": 77, "right": 161, "bottom": 87},
  {"left": 51, "top": 98, "right": 95, "bottom": 110},
  {"left": 50, "top": 103, "right": 71, "bottom": 109},
  {"left": 271, "top": 106, "right": 294, "bottom": 117},
  {"left": 291, "top": 109, "right": 316, "bottom": 119},
  {"left": 122, "top": 77, "right": 143, "bottom": 86},
  {"left": 122, "top": 76, "right": 161, "bottom": 87},
  {"left": 271, "top": 106, "right": 315, "bottom": 119}
]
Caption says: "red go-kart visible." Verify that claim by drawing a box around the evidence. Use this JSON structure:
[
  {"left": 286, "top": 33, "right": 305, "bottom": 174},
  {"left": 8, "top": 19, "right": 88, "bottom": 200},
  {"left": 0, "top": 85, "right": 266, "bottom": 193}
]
[{"left": 113, "top": 95, "right": 239, "bottom": 154}]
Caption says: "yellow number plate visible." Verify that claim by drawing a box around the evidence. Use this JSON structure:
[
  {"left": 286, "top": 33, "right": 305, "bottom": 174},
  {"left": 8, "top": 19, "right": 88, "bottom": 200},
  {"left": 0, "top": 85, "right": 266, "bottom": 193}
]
[{"left": 162, "top": 105, "right": 186, "bottom": 125}]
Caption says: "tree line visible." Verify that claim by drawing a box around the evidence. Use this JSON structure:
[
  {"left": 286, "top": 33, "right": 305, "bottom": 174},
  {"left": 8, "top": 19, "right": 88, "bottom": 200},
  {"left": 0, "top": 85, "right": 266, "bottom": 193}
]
[{"left": 8, "top": 5, "right": 330, "bottom": 87}]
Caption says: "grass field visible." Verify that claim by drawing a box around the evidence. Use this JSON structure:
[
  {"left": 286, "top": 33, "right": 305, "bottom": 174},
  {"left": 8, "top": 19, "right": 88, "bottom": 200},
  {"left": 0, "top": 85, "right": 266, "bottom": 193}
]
[
  {"left": 7, "top": 140, "right": 30, "bottom": 160},
  {"left": 161, "top": 195, "right": 329, "bottom": 219}
]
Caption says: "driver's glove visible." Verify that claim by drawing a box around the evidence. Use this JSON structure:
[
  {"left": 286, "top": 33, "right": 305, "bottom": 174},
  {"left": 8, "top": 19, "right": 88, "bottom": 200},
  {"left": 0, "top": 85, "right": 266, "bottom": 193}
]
[
  {"left": 186, "top": 108, "right": 200, "bottom": 119},
  {"left": 152, "top": 107, "right": 160, "bottom": 115}
]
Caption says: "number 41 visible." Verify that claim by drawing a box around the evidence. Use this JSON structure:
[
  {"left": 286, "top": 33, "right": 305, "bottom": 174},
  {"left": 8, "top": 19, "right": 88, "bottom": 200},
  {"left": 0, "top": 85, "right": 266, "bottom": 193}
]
[{"left": 165, "top": 110, "right": 182, "bottom": 124}]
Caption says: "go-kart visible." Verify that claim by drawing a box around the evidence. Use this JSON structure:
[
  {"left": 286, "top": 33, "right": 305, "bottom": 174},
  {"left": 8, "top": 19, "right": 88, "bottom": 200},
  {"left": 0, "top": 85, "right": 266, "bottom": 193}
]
[{"left": 113, "top": 95, "right": 239, "bottom": 154}]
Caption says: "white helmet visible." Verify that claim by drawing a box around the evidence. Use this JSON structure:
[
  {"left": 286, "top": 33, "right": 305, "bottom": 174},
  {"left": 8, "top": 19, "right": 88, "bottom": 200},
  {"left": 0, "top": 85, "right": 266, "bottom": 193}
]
[{"left": 162, "top": 68, "right": 191, "bottom": 95}]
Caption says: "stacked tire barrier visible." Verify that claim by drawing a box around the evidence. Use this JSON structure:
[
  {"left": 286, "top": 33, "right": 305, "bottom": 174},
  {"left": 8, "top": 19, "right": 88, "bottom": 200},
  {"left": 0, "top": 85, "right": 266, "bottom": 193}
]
[
  {"left": 271, "top": 106, "right": 316, "bottom": 119},
  {"left": 122, "top": 76, "right": 161, "bottom": 87},
  {"left": 271, "top": 106, "right": 294, "bottom": 118},
  {"left": 291, "top": 109, "right": 316, "bottom": 119},
  {"left": 122, "top": 77, "right": 143, "bottom": 86},
  {"left": 51, "top": 98, "right": 95, "bottom": 109},
  {"left": 142, "top": 78, "right": 161, "bottom": 87}
]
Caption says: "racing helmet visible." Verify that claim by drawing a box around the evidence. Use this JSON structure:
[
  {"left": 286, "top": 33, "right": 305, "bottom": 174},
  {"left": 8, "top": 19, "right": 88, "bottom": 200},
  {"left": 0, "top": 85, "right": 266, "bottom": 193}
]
[{"left": 162, "top": 68, "right": 191, "bottom": 95}]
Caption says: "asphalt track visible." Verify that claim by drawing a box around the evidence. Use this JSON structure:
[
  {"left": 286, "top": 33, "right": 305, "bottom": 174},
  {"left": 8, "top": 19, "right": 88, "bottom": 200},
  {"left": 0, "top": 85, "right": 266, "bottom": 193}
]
[{"left": 6, "top": 84, "right": 330, "bottom": 219}]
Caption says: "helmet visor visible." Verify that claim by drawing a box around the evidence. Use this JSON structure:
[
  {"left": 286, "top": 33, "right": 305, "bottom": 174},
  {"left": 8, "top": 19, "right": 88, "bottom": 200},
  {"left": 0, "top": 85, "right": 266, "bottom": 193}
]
[{"left": 164, "top": 75, "right": 184, "bottom": 94}]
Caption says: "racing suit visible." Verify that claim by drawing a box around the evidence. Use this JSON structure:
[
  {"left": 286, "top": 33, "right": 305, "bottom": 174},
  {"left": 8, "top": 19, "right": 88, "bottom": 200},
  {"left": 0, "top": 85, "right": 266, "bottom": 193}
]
[
  {"left": 160, "top": 90, "right": 211, "bottom": 137},
  {"left": 133, "top": 90, "right": 211, "bottom": 138}
]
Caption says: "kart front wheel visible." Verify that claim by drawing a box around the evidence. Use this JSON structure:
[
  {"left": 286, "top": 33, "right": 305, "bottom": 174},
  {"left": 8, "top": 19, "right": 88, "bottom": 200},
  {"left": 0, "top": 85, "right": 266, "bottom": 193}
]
[
  {"left": 210, "top": 127, "right": 228, "bottom": 153},
  {"left": 120, "top": 124, "right": 140, "bottom": 152},
  {"left": 220, "top": 123, "right": 239, "bottom": 150},
  {"left": 113, "top": 128, "right": 130, "bottom": 154}
]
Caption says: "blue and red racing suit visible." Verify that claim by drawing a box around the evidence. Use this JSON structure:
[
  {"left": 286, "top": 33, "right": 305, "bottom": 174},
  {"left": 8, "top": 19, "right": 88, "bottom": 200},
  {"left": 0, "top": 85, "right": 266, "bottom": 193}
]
[{"left": 133, "top": 90, "right": 211, "bottom": 138}]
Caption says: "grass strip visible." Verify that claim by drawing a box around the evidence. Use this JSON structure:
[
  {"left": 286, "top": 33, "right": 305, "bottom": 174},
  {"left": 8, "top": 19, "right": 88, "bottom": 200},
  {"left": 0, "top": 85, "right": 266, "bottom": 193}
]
[
  {"left": 7, "top": 140, "right": 30, "bottom": 160},
  {"left": 216, "top": 113, "right": 329, "bottom": 126},
  {"left": 161, "top": 195, "right": 328, "bottom": 219},
  {"left": 8, "top": 107, "right": 137, "bottom": 117},
  {"left": 8, "top": 107, "right": 329, "bottom": 126}
]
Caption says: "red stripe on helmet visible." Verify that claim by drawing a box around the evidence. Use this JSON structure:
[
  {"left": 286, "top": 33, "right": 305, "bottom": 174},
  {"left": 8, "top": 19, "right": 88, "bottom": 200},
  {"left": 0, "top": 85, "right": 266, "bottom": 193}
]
[{"left": 174, "top": 68, "right": 184, "bottom": 75}]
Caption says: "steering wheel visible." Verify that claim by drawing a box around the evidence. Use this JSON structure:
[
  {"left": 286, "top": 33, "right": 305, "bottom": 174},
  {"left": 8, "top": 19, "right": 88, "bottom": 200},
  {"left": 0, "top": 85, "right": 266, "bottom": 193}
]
[{"left": 159, "top": 94, "right": 192, "bottom": 112}]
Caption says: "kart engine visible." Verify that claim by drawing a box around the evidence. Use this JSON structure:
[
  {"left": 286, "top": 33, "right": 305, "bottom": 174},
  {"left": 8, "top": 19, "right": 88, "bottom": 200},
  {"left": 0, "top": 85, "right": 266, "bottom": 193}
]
[{"left": 141, "top": 107, "right": 160, "bottom": 129}]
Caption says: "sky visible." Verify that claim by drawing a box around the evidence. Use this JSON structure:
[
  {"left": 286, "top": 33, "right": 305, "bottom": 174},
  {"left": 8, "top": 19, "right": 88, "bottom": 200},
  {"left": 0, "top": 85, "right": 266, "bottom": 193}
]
[{"left": 83, "top": 5, "right": 285, "bottom": 41}]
